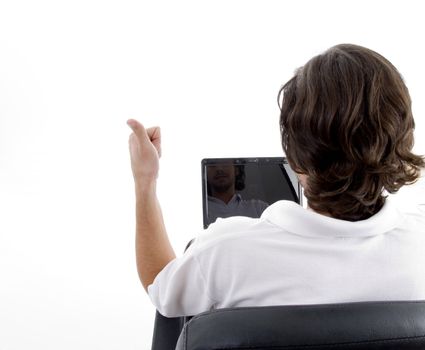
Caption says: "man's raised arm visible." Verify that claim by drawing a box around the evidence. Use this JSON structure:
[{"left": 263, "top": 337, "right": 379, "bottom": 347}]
[{"left": 127, "top": 119, "right": 176, "bottom": 292}]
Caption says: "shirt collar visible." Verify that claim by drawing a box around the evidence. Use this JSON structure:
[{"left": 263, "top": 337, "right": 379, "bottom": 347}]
[{"left": 261, "top": 200, "right": 403, "bottom": 238}]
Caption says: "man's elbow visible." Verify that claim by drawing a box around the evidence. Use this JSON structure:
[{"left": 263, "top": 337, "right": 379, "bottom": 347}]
[{"left": 138, "top": 257, "right": 176, "bottom": 293}]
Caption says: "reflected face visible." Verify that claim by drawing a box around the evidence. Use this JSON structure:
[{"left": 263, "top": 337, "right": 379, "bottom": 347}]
[{"left": 207, "top": 164, "right": 236, "bottom": 193}]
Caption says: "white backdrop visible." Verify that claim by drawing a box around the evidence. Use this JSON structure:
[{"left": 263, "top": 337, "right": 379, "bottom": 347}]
[{"left": 0, "top": 0, "right": 424, "bottom": 349}]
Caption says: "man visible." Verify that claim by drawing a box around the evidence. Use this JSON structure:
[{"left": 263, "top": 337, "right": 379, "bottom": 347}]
[
  {"left": 127, "top": 44, "right": 425, "bottom": 318},
  {"left": 206, "top": 162, "right": 269, "bottom": 226}
]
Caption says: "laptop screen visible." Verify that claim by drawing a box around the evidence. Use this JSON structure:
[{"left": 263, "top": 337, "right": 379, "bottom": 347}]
[{"left": 201, "top": 157, "right": 302, "bottom": 228}]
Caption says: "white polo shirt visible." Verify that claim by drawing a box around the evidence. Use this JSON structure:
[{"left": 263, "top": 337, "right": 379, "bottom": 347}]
[{"left": 148, "top": 188, "right": 425, "bottom": 317}]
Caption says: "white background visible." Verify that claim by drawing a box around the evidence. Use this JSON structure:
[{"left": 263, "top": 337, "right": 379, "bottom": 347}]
[{"left": 0, "top": 0, "right": 424, "bottom": 349}]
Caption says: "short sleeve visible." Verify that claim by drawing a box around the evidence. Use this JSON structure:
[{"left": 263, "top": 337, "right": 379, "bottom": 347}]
[{"left": 147, "top": 251, "right": 216, "bottom": 317}]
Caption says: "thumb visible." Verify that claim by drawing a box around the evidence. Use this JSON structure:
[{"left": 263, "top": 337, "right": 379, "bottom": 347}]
[{"left": 127, "top": 119, "right": 150, "bottom": 146}]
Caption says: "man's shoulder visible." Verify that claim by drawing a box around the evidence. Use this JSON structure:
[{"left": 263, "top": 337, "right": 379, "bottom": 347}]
[{"left": 190, "top": 216, "right": 277, "bottom": 252}]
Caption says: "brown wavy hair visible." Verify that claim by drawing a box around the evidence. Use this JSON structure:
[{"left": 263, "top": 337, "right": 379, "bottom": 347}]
[{"left": 278, "top": 44, "right": 424, "bottom": 221}]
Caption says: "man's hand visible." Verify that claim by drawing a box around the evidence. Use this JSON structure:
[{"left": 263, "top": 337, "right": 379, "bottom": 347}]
[{"left": 127, "top": 119, "right": 161, "bottom": 188}]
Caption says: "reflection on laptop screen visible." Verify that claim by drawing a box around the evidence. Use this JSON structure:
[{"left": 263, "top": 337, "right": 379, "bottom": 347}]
[{"left": 202, "top": 157, "right": 302, "bottom": 228}]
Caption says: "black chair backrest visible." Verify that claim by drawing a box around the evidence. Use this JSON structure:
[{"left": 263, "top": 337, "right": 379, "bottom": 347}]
[{"left": 175, "top": 301, "right": 425, "bottom": 350}]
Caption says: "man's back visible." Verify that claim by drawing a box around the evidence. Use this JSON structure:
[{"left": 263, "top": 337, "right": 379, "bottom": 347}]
[{"left": 148, "top": 185, "right": 425, "bottom": 317}]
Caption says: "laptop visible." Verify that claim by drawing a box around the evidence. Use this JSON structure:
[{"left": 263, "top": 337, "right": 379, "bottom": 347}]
[{"left": 201, "top": 157, "right": 303, "bottom": 228}]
